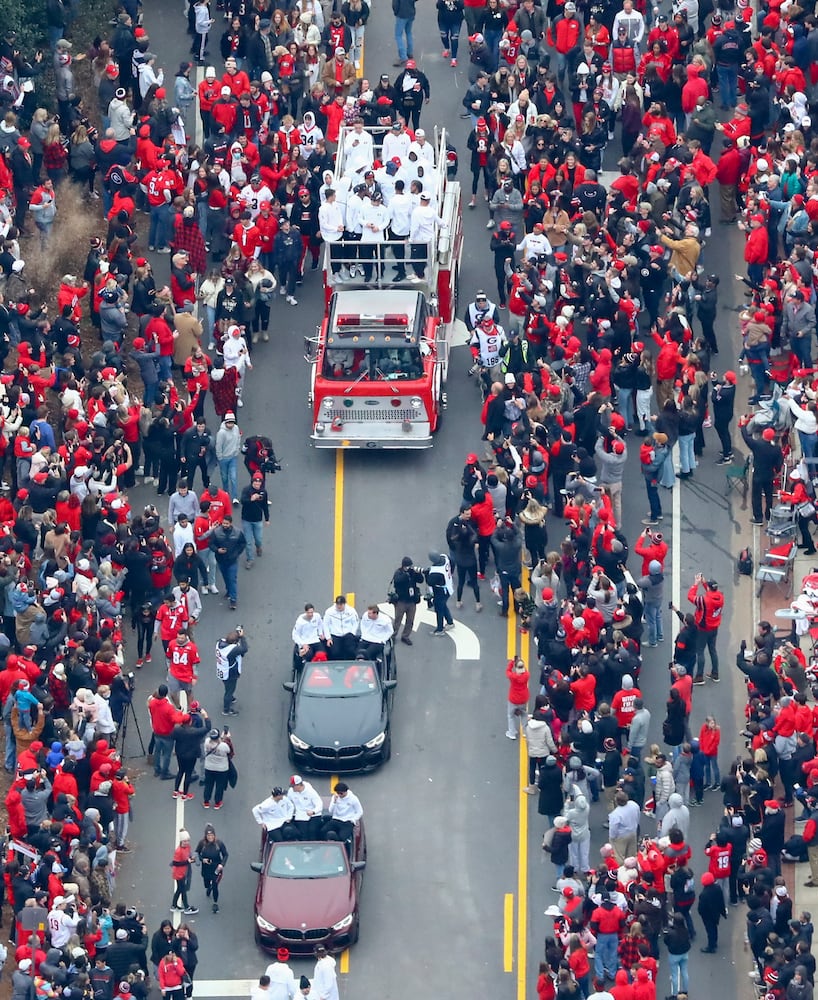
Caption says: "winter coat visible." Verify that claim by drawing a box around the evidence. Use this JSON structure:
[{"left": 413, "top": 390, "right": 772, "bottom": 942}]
[
  {"left": 697, "top": 883, "right": 727, "bottom": 924},
  {"left": 526, "top": 716, "right": 557, "bottom": 757},
  {"left": 538, "top": 762, "right": 565, "bottom": 816},
  {"left": 566, "top": 793, "right": 590, "bottom": 840}
]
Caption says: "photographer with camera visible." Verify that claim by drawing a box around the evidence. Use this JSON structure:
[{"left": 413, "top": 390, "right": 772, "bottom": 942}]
[
  {"left": 215, "top": 627, "right": 248, "bottom": 717},
  {"left": 388, "top": 557, "right": 424, "bottom": 646},
  {"left": 241, "top": 434, "right": 281, "bottom": 491}
]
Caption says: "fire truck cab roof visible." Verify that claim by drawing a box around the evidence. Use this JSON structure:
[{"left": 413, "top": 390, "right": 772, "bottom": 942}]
[{"left": 327, "top": 290, "right": 426, "bottom": 347}]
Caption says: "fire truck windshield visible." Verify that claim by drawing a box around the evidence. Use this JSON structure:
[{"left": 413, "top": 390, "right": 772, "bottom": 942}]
[{"left": 323, "top": 345, "right": 424, "bottom": 381}]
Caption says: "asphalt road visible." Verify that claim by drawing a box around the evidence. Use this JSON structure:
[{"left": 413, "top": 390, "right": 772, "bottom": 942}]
[{"left": 118, "top": 2, "right": 761, "bottom": 997}]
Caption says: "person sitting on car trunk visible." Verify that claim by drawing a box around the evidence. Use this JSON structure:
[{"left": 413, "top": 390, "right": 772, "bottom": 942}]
[
  {"left": 357, "top": 605, "right": 393, "bottom": 660},
  {"left": 321, "top": 782, "right": 363, "bottom": 847}
]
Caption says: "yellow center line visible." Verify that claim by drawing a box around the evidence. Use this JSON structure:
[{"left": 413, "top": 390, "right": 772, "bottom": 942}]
[
  {"left": 332, "top": 456, "right": 351, "bottom": 975},
  {"left": 517, "top": 601, "right": 529, "bottom": 1000},
  {"left": 333, "top": 451, "right": 345, "bottom": 596},
  {"left": 503, "top": 893, "right": 514, "bottom": 972}
]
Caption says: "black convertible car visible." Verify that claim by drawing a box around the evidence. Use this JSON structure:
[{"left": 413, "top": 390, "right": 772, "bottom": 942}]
[{"left": 284, "top": 647, "right": 397, "bottom": 772}]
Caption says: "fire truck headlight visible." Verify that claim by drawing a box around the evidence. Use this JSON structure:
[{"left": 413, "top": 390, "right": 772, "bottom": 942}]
[
  {"left": 315, "top": 422, "right": 326, "bottom": 434},
  {"left": 322, "top": 398, "right": 334, "bottom": 410},
  {"left": 410, "top": 396, "right": 422, "bottom": 410}
]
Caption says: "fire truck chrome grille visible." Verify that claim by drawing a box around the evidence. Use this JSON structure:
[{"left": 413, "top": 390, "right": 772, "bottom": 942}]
[{"left": 326, "top": 409, "right": 417, "bottom": 421}]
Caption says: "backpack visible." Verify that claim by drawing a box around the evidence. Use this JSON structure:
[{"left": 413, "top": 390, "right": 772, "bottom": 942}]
[{"left": 737, "top": 547, "right": 753, "bottom": 576}]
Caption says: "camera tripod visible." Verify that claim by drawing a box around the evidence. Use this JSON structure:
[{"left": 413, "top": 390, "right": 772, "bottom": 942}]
[{"left": 117, "top": 696, "right": 147, "bottom": 758}]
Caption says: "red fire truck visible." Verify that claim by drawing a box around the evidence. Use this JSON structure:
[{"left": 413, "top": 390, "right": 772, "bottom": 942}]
[{"left": 306, "top": 126, "right": 464, "bottom": 448}]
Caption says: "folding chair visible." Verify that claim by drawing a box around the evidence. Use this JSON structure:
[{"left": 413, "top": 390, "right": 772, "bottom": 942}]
[
  {"left": 725, "top": 455, "right": 751, "bottom": 497},
  {"left": 755, "top": 539, "right": 797, "bottom": 597}
]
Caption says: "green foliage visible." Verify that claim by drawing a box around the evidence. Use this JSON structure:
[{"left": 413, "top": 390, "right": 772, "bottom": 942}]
[{"left": 0, "top": 0, "right": 48, "bottom": 53}]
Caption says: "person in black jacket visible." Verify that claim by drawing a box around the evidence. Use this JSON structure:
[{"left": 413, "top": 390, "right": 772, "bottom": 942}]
[
  {"left": 538, "top": 755, "right": 565, "bottom": 825},
  {"left": 697, "top": 871, "right": 727, "bottom": 952},
  {"left": 273, "top": 216, "right": 301, "bottom": 305},
  {"left": 446, "top": 504, "right": 481, "bottom": 609},
  {"left": 172, "top": 715, "right": 205, "bottom": 798},
  {"left": 239, "top": 472, "right": 268, "bottom": 568},
  {"left": 692, "top": 272, "right": 719, "bottom": 354},
  {"left": 712, "top": 371, "right": 736, "bottom": 463},
  {"left": 208, "top": 514, "right": 245, "bottom": 610},
  {"left": 740, "top": 419, "right": 783, "bottom": 524},
  {"left": 389, "top": 557, "right": 424, "bottom": 645}
]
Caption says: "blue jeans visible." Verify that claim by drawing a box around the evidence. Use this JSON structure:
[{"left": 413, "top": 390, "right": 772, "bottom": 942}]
[
  {"left": 799, "top": 429, "right": 818, "bottom": 460},
  {"left": 243, "top": 519, "right": 263, "bottom": 561},
  {"left": 218, "top": 559, "right": 238, "bottom": 602},
  {"left": 157, "top": 354, "right": 173, "bottom": 382},
  {"left": 703, "top": 754, "right": 721, "bottom": 786},
  {"left": 219, "top": 457, "right": 238, "bottom": 499},
  {"left": 645, "top": 601, "right": 663, "bottom": 644},
  {"left": 4, "top": 719, "right": 15, "bottom": 771},
  {"left": 716, "top": 64, "right": 737, "bottom": 107},
  {"left": 749, "top": 359, "right": 768, "bottom": 397},
  {"left": 644, "top": 478, "right": 662, "bottom": 519},
  {"left": 153, "top": 733, "right": 173, "bottom": 776},
  {"left": 792, "top": 336, "right": 813, "bottom": 369},
  {"left": 679, "top": 433, "right": 696, "bottom": 473},
  {"left": 394, "top": 16, "right": 414, "bottom": 59},
  {"left": 432, "top": 590, "right": 452, "bottom": 631},
  {"left": 668, "top": 952, "right": 688, "bottom": 994},
  {"left": 149, "top": 203, "right": 170, "bottom": 248},
  {"left": 617, "top": 386, "right": 634, "bottom": 426},
  {"left": 595, "top": 933, "right": 618, "bottom": 980}
]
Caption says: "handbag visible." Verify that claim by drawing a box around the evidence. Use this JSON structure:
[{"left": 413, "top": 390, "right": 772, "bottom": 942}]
[
  {"left": 227, "top": 758, "right": 238, "bottom": 788},
  {"left": 797, "top": 501, "right": 816, "bottom": 519},
  {"left": 387, "top": 573, "right": 399, "bottom": 604}
]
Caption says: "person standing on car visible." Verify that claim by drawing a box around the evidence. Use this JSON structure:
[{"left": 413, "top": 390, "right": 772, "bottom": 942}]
[
  {"left": 389, "top": 557, "right": 424, "bottom": 646},
  {"left": 194, "top": 823, "right": 228, "bottom": 914},
  {"left": 215, "top": 627, "right": 249, "bottom": 717}
]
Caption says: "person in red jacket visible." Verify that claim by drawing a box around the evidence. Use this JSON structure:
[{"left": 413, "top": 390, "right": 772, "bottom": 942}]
[
  {"left": 651, "top": 331, "right": 683, "bottom": 409},
  {"left": 470, "top": 488, "right": 497, "bottom": 579},
  {"left": 232, "top": 211, "right": 262, "bottom": 260},
  {"left": 111, "top": 770, "right": 135, "bottom": 850},
  {"left": 167, "top": 631, "right": 200, "bottom": 706},
  {"left": 148, "top": 685, "right": 186, "bottom": 779},
  {"left": 552, "top": 5, "right": 582, "bottom": 82},
  {"left": 699, "top": 715, "right": 721, "bottom": 790},
  {"left": 506, "top": 656, "right": 530, "bottom": 739},
  {"left": 743, "top": 212, "right": 769, "bottom": 285},
  {"left": 169, "top": 830, "right": 199, "bottom": 914},
  {"left": 688, "top": 574, "right": 724, "bottom": 683},
  {"left": 198, "top": 67, "right": 221, "bottom": 136},
  {"left": 715, "top": 139, "right": 742, "bottom": 222}
]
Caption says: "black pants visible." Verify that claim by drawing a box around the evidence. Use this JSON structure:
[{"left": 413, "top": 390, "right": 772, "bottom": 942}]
[
  {"left": 471, "top": 164, "right": 492, "bottom": 196},
  {"left": 202, "top": 770, "right": 228, "bottom": 806},
  {"left": 494, "top": 263, "right": 507, "bottom": 305},
  {"left": 294, "top": 816, "right": 321, "bottom": 839},
  {"left": 172, "top": 872, "right": 191, "bottom": 909},
  {"left": 714, "top": 418, "right": 732, "bottom": 457},
  {"left": 322, "top": 818, "right": 354, "bottom": 843},
  {"left": 695, "top": 628, "right": 719, "bottom": 678},
  {"left": 359, "top": 243, "right": 383, "bottom": 281},
  {"left": 266, "top": 823, "right": 297, "bottom": 842},
  {"left": 183, "top": 457, "right": 210, "bottom": 491},
  {"left": 357, "top": 640, "right": 384, "bottom": 660},
  {"left": 478, "top": 535, "right": 492, "bottom": 574},
  {"left": 410, "top": 242, "right": 427, "bottom": 278},
  {"left": 279, "top": 261, "right": 297, "bottom": 296},
  {"left": 751, "top": 473, "right": 773, "bottom": 521},
  {"left": 201, "top": 864, "right": 221, "bottom": 902},
  {"left": 702, "top": 918, "right": 719, "bottom": 950},
  {"left": 327, "top": 633, "right": 357, "bottom": 658},
  {"left": 175, "top": 754, "right": 197, "bottom": 793},
  {"left": 222, "top": 674, "right": 238, "bottom": 712},
  {"left": 135, "top": 618, "right": 154, "bottom": 659},
  {"left": 455, "top": 562, "right": 480, "bottom": 601},
  {"left": 327, "top": 241, "right": 342, "bottom": 275},
  {"left": 389, "top": 231, "right": 407, "bottom": 277},
  {"left": 699, "top": 312, "right": 718, "bottom": 353}
]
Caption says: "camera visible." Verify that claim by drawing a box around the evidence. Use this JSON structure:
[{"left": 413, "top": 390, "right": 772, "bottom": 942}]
[
  {"left": 126, "top": 671, "right": 135, "bottom": 691},
  {"left": 262, "top": 459, "right": 282, "bottom": 473}
]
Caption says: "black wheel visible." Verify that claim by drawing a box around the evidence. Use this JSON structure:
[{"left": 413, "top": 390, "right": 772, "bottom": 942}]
[
  {"left": 348, "top": 917, "right": 360, "bottom": 946},
  {"left": 382, "top": 732, "right": 392, "bottom": 763}
]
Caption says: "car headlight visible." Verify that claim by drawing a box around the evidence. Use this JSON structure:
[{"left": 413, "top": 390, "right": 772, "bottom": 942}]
[
  {"left": 332, "top": 913, "right": 354, "bottom": 931},
  {"left": 322, "top": 398, "right": 334, "bottom": 410},
  {"left": 289, "top": 734, "right": 310, "bottom": 750},
  {"left": 256, "top": 915, "right": 277, "bottom": 932},
  {"left": 364, "top": 731, "right": 385, "bottom": 749},
  {"left": 410, "top": 396, "right": 422, "bottom": 409},
  {"left": 315, "top": 422, "right": 326, "bottom": 434}
]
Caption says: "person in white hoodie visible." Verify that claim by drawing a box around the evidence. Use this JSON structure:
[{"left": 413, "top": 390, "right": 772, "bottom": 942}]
[
  {"left": 565, "top": 790, "right": 591, "bottom": 872},
  {"left": 523, "top": 697, "right": 557, "bottom": 793},
  {"left": 222, "top": 325, "right": 252, "bottom": 404},
  {"left": 137, "top": 53, "right": 163, "bottom": 101}
]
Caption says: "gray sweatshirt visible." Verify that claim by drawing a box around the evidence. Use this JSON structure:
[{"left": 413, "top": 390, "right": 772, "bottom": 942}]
[
  {"left": 595, "top": 441, "right": 627, "bottom": 485},
  {"left": 628, "top": 707, "right": 651, "bottom": 749},
  {"left": 215, "top": 421, "right": 242, "bottom": 461}
]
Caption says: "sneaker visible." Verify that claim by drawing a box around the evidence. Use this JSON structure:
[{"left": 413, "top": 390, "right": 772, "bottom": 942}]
[
  {"left": 157, "top": 246, "right": 171, "bottom": 254},
  {"left": 214, "top": 802, "right": 223, "bottom": 809},
  {"left": 184, "top": 792, "right": 195, "bottom": 800},
  {"left": 505, "top": 731, "right": 517, "bottom": 740},
  {"left": 641, "top": 517, "right": 660, "bottom": 526},
  {"left": 456, "top": 600, "right": 463, "bottom": 609},
  {"left": 475, "top": 602, "right": 482, "bottom": 612},
  {"left": 523, "top": 785, "right": 537, "bottom": 794},
  {"left": 750, "top": 518, "right": 764, "bottom": 525},
  {"left": 135, "top": 658, "right": 143, "bottom": 667},
  {"left": 172, "top": 790, "right": 182, "bottom": 799},
  {"left": 468, "top": 197, "right": 476, "bottom": 208},
  {"left": 451, "top": 58, "right": 457, "bottom": 66},
  {"left": 207, "top": 342, "right": 215, "bottom": 351},
  {"left": 477, "top": 573, "right": 485, "bottom": 580},
  {"left": 286, "top": 295, "right": 298, "bottom": 306},
  {"left": 222, "top": 709, "right": 239, "bottom": 716},
  {"left": 117, "top": 844, "right": 131, "bottom": 852},
  {"left": 183, "top": 906, "right": 199, "bottom": 914},
  {"left": 692, "top": 677, "right": 706, "bottom": 685},
  {"left": 170, "top": 905, "right": 182, "bottom": 912},
  {"left": 203, "top": 801, "right": 210, "bottom": 808},
  {"left": 400, "top": 635, "right": 413, "bottom": 645},
  {"left": 148, "top": 245, "right": 156, "bottom": 251},
  {"left": 716, "top": 454, "right": 734, "bottom": 465},
  {"left": 485, "top": 219, "right": 494, "bottom": 229},
  {"left": 245, "top": 559, "right": 253, "bottom": 569},
  {"left": 443, "top": 622, "right": 455, "bottom": 631},
  {"left": 707, "top": 673, "right": 720, "bottom": 682},
  {"left": 442, "top": 48, "right": 449, "bottom": 56},
  {"left": 212, "top": 902, "right": 219, "bottom": 913},
  {"left": 430, "top": 629, "right": 445, "bottom": 636},
  {"left": 146, "top": 653, "right": 152, "bottom": 663},
  {"left": 210, "top": 585, "right": 220, "bottom": 594},
  {"left": 229, "top": 600, "right": 237, "bottom": 610}
]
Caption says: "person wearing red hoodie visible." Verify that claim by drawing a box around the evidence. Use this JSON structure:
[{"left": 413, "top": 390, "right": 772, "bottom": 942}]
[
  {"left": 612, "top": 969, "right": 635, "bottom": 1000},
  {"left": 651, "top": 331, "right": 683, "bottom": 409},
  {"left": 744, "top": 212, "right": 769, "bottom": 285},
  {"left": 589, "top": 347, "right": 613, "bottom": 397},
  {"left": 471, "top": 488, "right": 497, "bottom": 579},
  {"left": 699, "top": 715, "right": 721, "bottom": 790},
  {"left": 681, "top": 63, "right": 709, "bottom": 118},
  {"left": 506, "top": 656, "right": 530, "bottom": 740}
]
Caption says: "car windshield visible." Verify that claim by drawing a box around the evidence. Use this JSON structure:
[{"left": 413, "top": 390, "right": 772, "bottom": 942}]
[
  {"left": 267, "top": 842, "right": 348, "bottom": 878},
  {"left": 323, "top": 346, "right": 424, "bottom": 380},
  {"left": 302, "top": 661, "right": 378, "bottom": 697}
]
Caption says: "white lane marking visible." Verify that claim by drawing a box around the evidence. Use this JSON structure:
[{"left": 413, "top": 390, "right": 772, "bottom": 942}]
[{"left": 376, "top": 602, "right": 481, "bottom": 659}]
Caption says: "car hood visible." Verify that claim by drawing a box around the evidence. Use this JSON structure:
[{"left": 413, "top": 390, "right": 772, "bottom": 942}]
[
  {"left": 258, "top": 874, "right": 354, "bottom": 928},
  {"left": 293, "top": 692, "right": 385, "bottom": 746}
]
